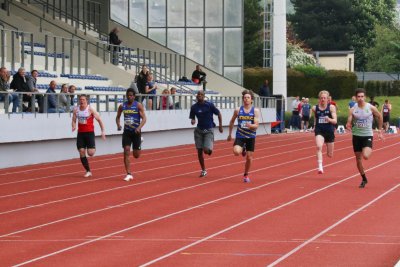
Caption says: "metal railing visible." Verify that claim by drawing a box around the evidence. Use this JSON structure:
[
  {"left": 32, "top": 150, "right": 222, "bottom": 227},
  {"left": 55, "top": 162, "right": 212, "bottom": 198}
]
[{"left": 0, "top": 91, "right": 277, "bottom": 114}]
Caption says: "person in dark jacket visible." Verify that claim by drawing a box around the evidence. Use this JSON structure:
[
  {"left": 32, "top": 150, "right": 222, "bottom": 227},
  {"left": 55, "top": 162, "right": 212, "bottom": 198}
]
[
  {"left": 109, "top": 27, "right": 122, "bottom": 65},
  {"left": 191, "top": 65, "right": 207, "bottom": 91}
]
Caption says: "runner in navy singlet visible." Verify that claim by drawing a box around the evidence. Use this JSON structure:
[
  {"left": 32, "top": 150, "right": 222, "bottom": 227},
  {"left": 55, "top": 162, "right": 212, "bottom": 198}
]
[
  {"left": 72, "top": 94, "right": 106, "bottom": 177},
  {"left": 116, "top": 88, "right": 147, "bottom": 181},
  {"left": 312, "top": 90, "right": 337, "bottom": 174},
  {"left": 227, "top": 90, "right": 260, "bottom": 183}
]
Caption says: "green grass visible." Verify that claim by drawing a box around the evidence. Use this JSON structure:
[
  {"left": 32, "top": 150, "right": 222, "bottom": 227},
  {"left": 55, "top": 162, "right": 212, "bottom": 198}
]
[{"left": 285, "top": 96, "right": 400, "bottom": 127}]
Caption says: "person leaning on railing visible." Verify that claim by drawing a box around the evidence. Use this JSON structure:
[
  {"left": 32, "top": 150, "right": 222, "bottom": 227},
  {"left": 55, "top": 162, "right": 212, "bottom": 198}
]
[
  {"left": 0, "top": 66, "right": 19, "bottom": 113},
  {"left": 46, "top": 80, "right": 65, "bottom": 113},
  {"left": 26, "top": 70, "right": 45, "bottom": 113}
]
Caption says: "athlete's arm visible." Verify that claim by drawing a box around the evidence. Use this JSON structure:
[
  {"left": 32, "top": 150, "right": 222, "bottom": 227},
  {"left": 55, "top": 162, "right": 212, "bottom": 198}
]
[
  {"left": 227, "top": 108, "right": 239, "bottom": 141},
  {"left": 116, "top": 104, "right": 123, "bottom": 131},
  {"left": 91, "top": 106, "right": 106, "bottom": 140},
  {"left": 371, "top": 105, "right": 384, "bottom": 140},
  {"left": 327, "top": 104, "right": 337, "bottom": 125},
  {"left": 246, "top": 108, "right": 260, "bottom": 131},
  {"left": 217, "top": 111, "right": 223, "bottom": 133},
  {"left": 136, "top": 102, "right": 147, "bottom": 134},
  {"left": 71, "top": 108, "right": 77, "bottom": 132},
  {"left": 312, "top": 106, "right": 316, "bottom": 129},
  {"left": 345, "top": 107, "right": 354, "bottom": 131}
]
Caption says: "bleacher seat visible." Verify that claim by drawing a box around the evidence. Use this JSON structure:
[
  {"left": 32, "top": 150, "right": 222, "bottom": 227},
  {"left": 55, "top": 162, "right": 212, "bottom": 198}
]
[{"left": 61, "top": 74, "right": 108, "bottom": 80}]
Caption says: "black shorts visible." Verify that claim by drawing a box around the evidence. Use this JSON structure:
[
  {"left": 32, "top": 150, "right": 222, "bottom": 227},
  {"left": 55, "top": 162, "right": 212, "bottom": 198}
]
[
  {"left": 352, "top": 135, "right": 373, "bottom": 152},
  {"left": 383, "top": 115, "right": 390, "bottom": 123},
  {"left": 77, "top": 132, "right": 95, "bottom": 149},
  {"left": 302, "top": 115, "right": 310, "bottom": 122},
  {"left": 234, "top": 138, "right": 256, "bottom": 152},
  {"left": 122, "top": 130, "right": 142, "bottom": 150},
  {"left": 315, "top": 130, "right": 335, "bottom": 143}
]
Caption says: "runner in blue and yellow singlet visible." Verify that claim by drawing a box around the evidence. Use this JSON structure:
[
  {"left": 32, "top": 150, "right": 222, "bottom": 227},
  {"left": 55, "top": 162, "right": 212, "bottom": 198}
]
[
  {"left": 346, "top": 88, "right": 384, "bottom": 188},
  {"left": 227, "top": 90, "right": 260, "bottom": 183},
  {"left": 116, "top": 88, "right": 147, "bottom": 181}
]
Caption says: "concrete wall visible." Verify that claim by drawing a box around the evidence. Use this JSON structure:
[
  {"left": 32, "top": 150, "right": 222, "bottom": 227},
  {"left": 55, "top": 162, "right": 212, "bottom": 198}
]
[{"left": 0, "top": 108, "right": 275, "bottom": 168}]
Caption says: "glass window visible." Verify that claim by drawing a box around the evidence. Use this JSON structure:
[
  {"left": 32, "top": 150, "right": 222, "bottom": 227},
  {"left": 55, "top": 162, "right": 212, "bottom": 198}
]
[
  {"left": 224, "top": 0, "right": 242, "bottom": 27},
  {"left": 205, "top": 28, "right": 222, "bottom": 73},
  {"left": 110, "top": 0, "right": 128, "bottom": 26},
  {"left": 186, "top": 29, "right": 204, "bottom": 64},
  {"left": 167, "top": 28, "right": 185, "bottom": 54},
  {"left": 130, "top": 0, "right": 147, "bottom": 35},
  {"left": 224, "top": 67, "right": 242, "bottom": 84},
  {"left": 149, "top": 28, "right": 166, "bottom": 45},
  {"left": 205, "top": 0, "right": 222, "bottom": 27},
  {"left": 224, "top": 28, "right": 242, "bottom": 65},
  {"left": 149, "top": 0, "right": 166, "bottom": 27},
  {"left": 168, "top": 0, "right": 185, "bottom": 27},
  {"left": 186, "top": 0, "right": 203, "bottom": 27}
]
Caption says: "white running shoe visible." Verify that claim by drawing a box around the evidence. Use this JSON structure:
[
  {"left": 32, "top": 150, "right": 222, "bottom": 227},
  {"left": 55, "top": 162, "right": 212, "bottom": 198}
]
[
  {"left": 84, "top": 171, "right": 92, "bottom": 178},
  {"left": 124, "top": 174, "right": 133, "bottom": 181}
]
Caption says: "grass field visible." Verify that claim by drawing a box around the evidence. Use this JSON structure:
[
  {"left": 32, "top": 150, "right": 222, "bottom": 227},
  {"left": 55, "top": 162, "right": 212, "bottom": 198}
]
[{"left": 285, "top": 96, "right": 400, "bottom": 128}]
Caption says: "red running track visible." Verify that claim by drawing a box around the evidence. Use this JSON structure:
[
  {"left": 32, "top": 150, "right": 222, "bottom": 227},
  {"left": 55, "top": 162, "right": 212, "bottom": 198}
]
[{"left": 0, "top": 132, "right": 400, "bottom": 266}]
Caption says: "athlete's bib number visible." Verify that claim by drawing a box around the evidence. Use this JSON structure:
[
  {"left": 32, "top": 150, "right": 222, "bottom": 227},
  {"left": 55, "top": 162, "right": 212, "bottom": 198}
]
[
  {"left": 78, "top": 117, "right": 87, "bottom": 124},
  {"left": 241, "top": 121, "right": 251, "bottom": 129},
  {"left": 355, "top": 119, "right": 367, "bottom": 128},
  {"left": 125, "top": 117, "right": 135, "bottom": 126},
  {"left": 318, "top": 116, "right": 327, "bottom": 124},
  {"left": 383, "top": 108, "right": 388, "bottom": 113}
]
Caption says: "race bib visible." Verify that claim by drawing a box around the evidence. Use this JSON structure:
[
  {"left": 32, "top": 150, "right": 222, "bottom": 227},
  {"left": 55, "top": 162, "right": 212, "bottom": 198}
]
[
  {"left": 78, "top": 117, "right": 87, "bottom": 124},
  {"left": 383, "top": 108, "right": 388, "bottom": 113},
  {"left": 241, "top": 121, "right": 251, "bottom": 129},
  {"left": 124, "top": 117, "right": 134, "bottom": 126},
  {"left": 355, "top": 119, "right": 368, "bottom": 128},
  {"left": 318, "top": 116, "right": 327, "bottom": 124}
]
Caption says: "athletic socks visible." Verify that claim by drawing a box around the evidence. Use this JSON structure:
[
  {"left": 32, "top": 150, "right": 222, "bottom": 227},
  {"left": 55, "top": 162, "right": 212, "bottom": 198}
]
[
  {"left": 317, "top": 160, "right": 323, "bottom": 174},
  {"left": 80, "top": 156, "right": 90, "bottom": 172}
]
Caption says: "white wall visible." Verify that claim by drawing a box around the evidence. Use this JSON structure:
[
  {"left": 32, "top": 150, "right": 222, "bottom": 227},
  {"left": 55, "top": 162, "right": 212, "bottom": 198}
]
[{"left": 0, "top": 108, "right": 275, "bottom": 168}]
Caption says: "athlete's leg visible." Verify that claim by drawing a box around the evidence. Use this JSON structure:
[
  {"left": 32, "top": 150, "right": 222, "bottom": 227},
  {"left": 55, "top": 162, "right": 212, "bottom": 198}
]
[
  {"left": 244, "top": 151, "right": 253, "bottom": 176},
  {"left": 203, "top": 131, "right": 214, "bottom": 155},
  {"left": 79, "top": 148, "right": 91, "bottom": 173},
  {"left": 124, "top": 146, "right": 131, "bottom": 174},
  {"left": 315, "top": 135, "right": 325, "bottom": 173},
  {"left": 233, "top": 145, "right": 243, "bottom": 156},
  {"left": 355, "top": 151, "right": 368, "bottom": 188},
  {"left": 87, "top": 148, "right": 96, "bottom": 157},
  {"left": 132, "top": 150, "right": 140, "bottom": 158},
  {"left": 361, "top": 147, "right": 372, "bottom": 160},
  {"left": 326, "top": 142, "right": 334, "bottom": 158}
]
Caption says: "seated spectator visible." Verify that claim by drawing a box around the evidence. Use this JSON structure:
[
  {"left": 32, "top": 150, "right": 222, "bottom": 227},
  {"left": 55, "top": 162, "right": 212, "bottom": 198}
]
[
  {"left": 59, "top": 84, "right": 69, "bottom": 111},
  {"left": 26, "top": 69, "right": 44, "bottom": 113},
  {"left": 170, "top": 87, "right": 181, "bottom": 109},
  {"left": 144, "top": 73, "right": 157, "bottom": 110},
  {"left": 46, "top": 80, "right": 65, "bottom": 113},
  {"left": 0, "top": 66, "right": 19, "bottom": 112},
  {"left": 68, "top": 85, "right": 76, "bottom": 108},
  {"left": 191, "top": 64, "right": 207, "bottom": 91},
  {"left": 10, "top": 67, "right": 32, "bottom": 112},
  {"left": 158, "top": 89, "right": 173, "bottom": 110}
]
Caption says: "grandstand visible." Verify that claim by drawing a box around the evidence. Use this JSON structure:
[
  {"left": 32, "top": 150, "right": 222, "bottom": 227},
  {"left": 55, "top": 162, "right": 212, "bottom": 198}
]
[{"left": 0, "top": 0, "right": 279, "bottom": 168}]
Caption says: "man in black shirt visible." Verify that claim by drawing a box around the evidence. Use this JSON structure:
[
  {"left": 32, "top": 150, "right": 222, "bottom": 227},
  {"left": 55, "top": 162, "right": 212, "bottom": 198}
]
[{"left": 191, "top": 65, "right": 207, "bottom": 91}]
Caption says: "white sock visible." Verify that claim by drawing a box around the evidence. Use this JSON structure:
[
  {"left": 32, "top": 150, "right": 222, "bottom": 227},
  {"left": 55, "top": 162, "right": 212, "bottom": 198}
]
[{"left": 318, "top": 160, "right": 323, "bottom": 170}]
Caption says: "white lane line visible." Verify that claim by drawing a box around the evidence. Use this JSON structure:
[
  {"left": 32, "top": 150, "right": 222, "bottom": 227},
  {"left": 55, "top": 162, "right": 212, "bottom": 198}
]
[
  {"left": 139, "top": 156, "right": 400, "bottom": 267},
  {"left": 0, "top": 134, "right": 307, "bottom": 186},
  {"left": 267, "top": 183, "right": 400, "bottom": 267},
  {"left": 11, "top": 154, "right": 399, "bottom": 267}
]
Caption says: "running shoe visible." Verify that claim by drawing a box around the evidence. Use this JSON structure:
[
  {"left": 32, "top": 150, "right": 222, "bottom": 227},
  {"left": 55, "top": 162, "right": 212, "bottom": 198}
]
[
  {"left": 317, "top": 168, "right": 324, "bottom": 174},
  {"left": 243, "top": 176, "right": 251, "bottom": 183},
  {"left": 84, "top": 171, "right": 92, "bottom": 178},
  {"left": 359, "top": 179, "right": 368, "bottom": 188},
  {"left": 199, "top": 170, "right": 207, "bottom": 177},
  {"left": 124, "top": 174, "right": 133, "bottom": 181}
]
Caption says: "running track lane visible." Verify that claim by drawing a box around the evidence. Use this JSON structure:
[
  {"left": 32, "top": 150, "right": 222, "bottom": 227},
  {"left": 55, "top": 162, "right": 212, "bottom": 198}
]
[{"left": 0, "top": 133, "right": 400, "bottom": 266}]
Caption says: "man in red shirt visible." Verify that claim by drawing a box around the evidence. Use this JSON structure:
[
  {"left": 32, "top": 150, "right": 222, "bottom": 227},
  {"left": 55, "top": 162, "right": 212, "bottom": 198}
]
[{"left": 72, "top": 95, "right": 106, "bottom": 177}]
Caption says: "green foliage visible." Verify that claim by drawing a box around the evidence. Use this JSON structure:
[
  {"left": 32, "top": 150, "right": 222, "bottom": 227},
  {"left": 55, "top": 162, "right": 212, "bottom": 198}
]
[
  {"left": 293, "top": 65, "right": 327, "bottom": 77},
  {"left": 243, "top": 0, "right": 263, "bottom": 67},
  {"left": 366, "top": 25, "right": 400, "bottom": 72}
]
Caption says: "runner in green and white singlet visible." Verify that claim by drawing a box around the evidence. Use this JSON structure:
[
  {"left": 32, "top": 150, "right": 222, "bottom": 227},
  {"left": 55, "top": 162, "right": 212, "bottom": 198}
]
[{"left": 346, "top": 88, "right": 384, "bottom": 188}]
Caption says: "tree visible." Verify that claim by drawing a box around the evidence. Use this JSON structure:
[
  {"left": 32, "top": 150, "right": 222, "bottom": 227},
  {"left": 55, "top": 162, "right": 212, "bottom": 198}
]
[
  {"left": 366, "top": 24, "right": 400, "bottom": 73},
  {"left": 244, "top": 0, "right": 263, "bottom": 67}
]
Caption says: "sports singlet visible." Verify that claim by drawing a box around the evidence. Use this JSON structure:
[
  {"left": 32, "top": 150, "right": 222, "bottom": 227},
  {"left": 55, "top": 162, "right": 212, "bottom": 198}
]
[
  {"left": 352, "top": 103, "right": 373, "bottom": 137},
  {"left": 236, "top": 106, "right": 256, "bottom": 139},
  {"left": 122, "top": 101, "right": 140, "bottom": 132},
  {"left": 382, "top": 104, "right": 390, "bottom": 116},
  {"left": 77, "top": 106, "right": 94, "bottom": 132},
  {"left": 314, "top": 104, "right": 334, "bottom": 133}
]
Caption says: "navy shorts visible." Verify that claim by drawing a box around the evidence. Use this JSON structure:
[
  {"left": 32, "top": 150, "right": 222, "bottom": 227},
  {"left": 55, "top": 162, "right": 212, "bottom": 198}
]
[
  {"left": 352, "top": 135, "right": 373, "bottom": 152},
  {"left": 315, "top": 130, "right": 335, "bottom": 143},
  {"left": 77, "top": 132, "right": 95, "bottom": 149},
  {"left": 122, "top": 130, "right": 142, "bottom": 150},
  {"left": 234, "top": 138, "right": 256, "bottom": 152}
]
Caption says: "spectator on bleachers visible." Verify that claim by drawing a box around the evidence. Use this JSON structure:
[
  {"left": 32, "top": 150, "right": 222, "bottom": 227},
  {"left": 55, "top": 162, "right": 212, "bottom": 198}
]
[
  {"left": 26, "top": 70, "right": 44, "bottom": 113},
  {"left": 0, "top": 67, "right": 19, "bottom": 113},
  {"left": 170, "top": 87, "right": 180, "bottom": 109},
  {"left": 10, "top": 67, "right": 33, "bottom": 112},
  {"left": 136, "top": 65, "right": 149, "bottom": 96},
  {"left": 191, "top": 64, "right": 207, "bottom": 91},
  {"left": 159, "top": 89, "right": 173, "bottom": 110},
  {"left": 144, "top": 73, "right": 157, "bottom": 110},
  {"left": 46, "top": 80, "right": 65, "bottom": 113},
  {"left": 68, "top": 85, "right": 76, "bottom": 107},
  {"left": 59, "top": 84, "right": 69, "bottom": 111},
  {"left": 109, "top": 27, "right": 122, "bottom": 65}
]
